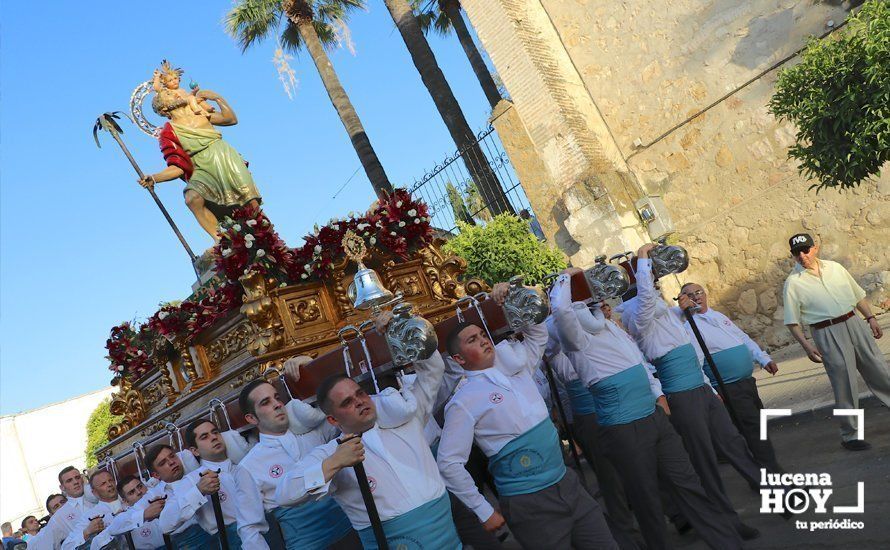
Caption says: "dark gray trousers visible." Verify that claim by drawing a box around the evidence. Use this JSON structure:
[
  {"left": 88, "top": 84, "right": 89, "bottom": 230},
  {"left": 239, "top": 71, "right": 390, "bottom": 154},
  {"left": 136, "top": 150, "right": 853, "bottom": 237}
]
[
  {"left": 500, "top": 467, "right": 618, "bottom": 550},
  {"left": 723, "top": 376, "right": 782, "bottom": 473},
  {"left": 666, "top": 385, "right": 760, "bottom": 526},
  {"left": 599, "top": 408, "right": 741, "bottom": 550},
  {"left": 449, "top": 491, "right": 502, "bottom": 549},
  {"left": 573, "top": 412, "right": 637, "bottom": 533}
]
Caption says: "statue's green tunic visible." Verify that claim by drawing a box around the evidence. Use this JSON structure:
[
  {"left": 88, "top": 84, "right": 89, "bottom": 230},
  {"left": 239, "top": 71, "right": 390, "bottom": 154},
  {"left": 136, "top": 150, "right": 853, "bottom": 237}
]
[{"left": 172, "top": 123, "right": 261, "bottom": 213}]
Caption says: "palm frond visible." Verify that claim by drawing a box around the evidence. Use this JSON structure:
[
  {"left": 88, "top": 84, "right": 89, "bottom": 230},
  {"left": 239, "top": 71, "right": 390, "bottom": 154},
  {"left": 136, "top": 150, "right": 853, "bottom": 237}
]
[
  {"left": 225, "top": 0, "right": 284, "bottom": 52},
  {"left": 280, "top": 17, "right": 305, "bottom": 53}
]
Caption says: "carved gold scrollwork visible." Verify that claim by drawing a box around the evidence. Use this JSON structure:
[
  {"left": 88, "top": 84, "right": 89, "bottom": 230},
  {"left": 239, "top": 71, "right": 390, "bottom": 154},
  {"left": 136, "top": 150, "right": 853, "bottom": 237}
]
[
  {"left": 240, "top": 270, "right": 285, "bottom": 356},
  {"left": 287, "top": 298, "right": 322, "bottom": 325},
  {"left": 207, "top": 322, "right": 254, "bottom": 369},
  {"left": 230, "top": 365, "right": 260, "bottom": 389},
  {"left": 139, "top": 412, "right": 182, "bottom": 437},
  {"left": 418, "top": 242, "right": 469, "bottom": 301},
  {"left": 107, "top": 376, "right": 146, "bottom": 440},
  {"left": 389, "top": 275, "right": 423, "bottom": 298}
]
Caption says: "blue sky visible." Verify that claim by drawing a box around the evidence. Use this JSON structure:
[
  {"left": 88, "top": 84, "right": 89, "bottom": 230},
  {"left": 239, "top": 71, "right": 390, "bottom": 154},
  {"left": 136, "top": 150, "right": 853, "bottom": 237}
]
[{"left": 0, "top": 1, "right": 496, "bottom": 414}]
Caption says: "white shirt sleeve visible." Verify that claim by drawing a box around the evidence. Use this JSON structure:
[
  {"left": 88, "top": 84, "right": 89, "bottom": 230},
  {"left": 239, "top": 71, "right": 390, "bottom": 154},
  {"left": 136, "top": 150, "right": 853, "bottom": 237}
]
[
  {"left": 105, "top": 507, "right": 141, "bottom": 536},
  {"left": 159, "top": 481, "right": 206, "bottom": 534},
  {"left": 409, "top": 350, "right": 447, "bottom": 424},
  {"left": 436, "top": 401, "right": 494, "bottom": 523},
  {"left": 634, "top": 258, "right": 659, "bottom": 332},
  {"left": 280, "top": 439, "right": 338, "bottom": 504},
  {"left": 233, "top": 466, "right": 271, "bottom": 550},
  {"left": 549, "top": 275, "right": 588, "bottom": 353}
]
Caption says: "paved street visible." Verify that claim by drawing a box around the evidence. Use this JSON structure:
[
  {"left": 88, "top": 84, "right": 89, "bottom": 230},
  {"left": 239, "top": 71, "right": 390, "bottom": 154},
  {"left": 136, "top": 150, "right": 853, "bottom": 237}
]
[{"left": 497, "top": 314, "right": 890, "bottom": 549}]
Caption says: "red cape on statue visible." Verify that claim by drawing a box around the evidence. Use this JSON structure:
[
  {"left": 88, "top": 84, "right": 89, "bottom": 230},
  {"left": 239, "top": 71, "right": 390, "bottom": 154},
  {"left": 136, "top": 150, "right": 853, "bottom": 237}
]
[{"left": 158, "top": 122, "right": 194, "bottom": 182}]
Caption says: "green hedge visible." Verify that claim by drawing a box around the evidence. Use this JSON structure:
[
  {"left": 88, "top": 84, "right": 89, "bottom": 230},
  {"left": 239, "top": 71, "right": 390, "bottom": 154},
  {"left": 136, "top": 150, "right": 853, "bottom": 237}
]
[
  {"left": 443, "top": 214, "right": 567, "bottom": 286},
  {"left": 84, "top": 399, "right": 121, "bottom": 468}
]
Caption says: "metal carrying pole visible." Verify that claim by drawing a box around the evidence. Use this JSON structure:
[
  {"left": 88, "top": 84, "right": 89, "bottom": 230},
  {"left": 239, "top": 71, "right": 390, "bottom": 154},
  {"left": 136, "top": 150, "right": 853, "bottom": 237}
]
[
  {"left": 93, "top": 112, "right": 200, "bottom": 280},
  {"left": 682, "top": 307, "right": 741, "bottom": 427},
  {"left": 200, "top": 469, "right": 230, "bottom": 550},
  {"left": 541, "top": 356, "right": 588, "bottom": 487},
  {"left": 339, "top": 435, "right": 388, "bottom": 550}
]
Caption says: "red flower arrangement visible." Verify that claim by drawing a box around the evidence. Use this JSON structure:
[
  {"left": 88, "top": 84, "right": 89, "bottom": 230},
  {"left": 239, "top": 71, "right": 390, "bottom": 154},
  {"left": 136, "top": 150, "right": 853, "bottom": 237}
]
[
  {"left": 104, "top": 190, "right": 433, "bottom": 383},
  {"left": 214, "top": 205, "right": 295, "bottom": 285},
  {"left": 106, "top": 322, "right": 155, "bottom": 382},
  {"left": 289, "top": 188, "right": 433, "bottom": 281},
  {"left": 188, "top": 281, "right": 244, "bottom": 336}
]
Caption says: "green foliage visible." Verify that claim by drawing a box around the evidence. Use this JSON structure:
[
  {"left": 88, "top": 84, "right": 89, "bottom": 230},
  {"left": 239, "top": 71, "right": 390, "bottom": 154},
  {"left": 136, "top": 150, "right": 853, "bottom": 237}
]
[
  {"left": 84, "top": 399, "right": 121, "bottom": 468},
  {"left": 443, "top": 214, "right": 567, "bottom": 286},
  {"left": 225, "top": 0, "right": 364, "bottom": 53},
  {"left": 769, "top": 1, "right": 890, "bottom": 191}
]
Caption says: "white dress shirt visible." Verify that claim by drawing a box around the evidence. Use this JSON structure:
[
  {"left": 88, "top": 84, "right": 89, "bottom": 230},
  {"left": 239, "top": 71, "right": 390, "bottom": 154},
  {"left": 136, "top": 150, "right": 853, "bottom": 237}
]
[
  {"left": 165, "top": 457, "right": 270, "bottom": 549},
  {"left": 437, "top": 321, "right": 549, "bottom": 522},
  {"left": 237, "top": 419, "right": 339, "bottom": 548},
  {"left": 61, "top": 498, "right": 122, "bottom": 550},
  {"left": 281, "top": 352, "right": 447, "bottom": 531},
  {"left": 551, "top": 275, "right": 662, "bottom": 398},
  {"left": 102, "top": 505, "right": 165, "bottom": 550},
  {"left": 35, "top": 494, "right": 83, "bottom": 549},
  {"left": 783, "top": 260, "right": 867, "bottom": 325},
  {"left": 671, "top": 307, "right": 772, "bottom": 367}
]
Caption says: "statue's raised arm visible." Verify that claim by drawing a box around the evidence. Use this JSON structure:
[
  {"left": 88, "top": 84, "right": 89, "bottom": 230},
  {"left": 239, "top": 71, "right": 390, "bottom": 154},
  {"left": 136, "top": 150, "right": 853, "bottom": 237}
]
[{"left": 138, "top": 60, "right": 261, "bottom": 242}]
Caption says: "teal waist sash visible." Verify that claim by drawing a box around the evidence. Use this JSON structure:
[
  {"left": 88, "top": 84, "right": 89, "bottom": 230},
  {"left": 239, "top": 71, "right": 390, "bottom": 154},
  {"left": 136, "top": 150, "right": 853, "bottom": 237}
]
[
  {"left": 705, "top": 344, "right": 754, "bottom": 386},
  {"left": 652, "top": 343, "right": 706, "bottom": 393},
  {"left": 566, "top": 379, "right": 598, "bottom": 416},
  {"left": 357, "top": 492, "right": 460, "bottom": 550},
  {"left": 170, "top": 523, "right": 214, "bottom": 550},
  {"left": 272, "top": 495, "right": 353, "bottom": 550},
  {"left": 488, "top": 418, "right": 566, "bottom": 496},
  {"left": 589, "top": 364, "right": 656, "bottom": 426}
]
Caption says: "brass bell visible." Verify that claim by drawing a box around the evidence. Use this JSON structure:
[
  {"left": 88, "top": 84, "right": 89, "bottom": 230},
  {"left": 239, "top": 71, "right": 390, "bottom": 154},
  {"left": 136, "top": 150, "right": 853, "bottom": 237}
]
[{"left": 352, "top": 263, "right": 395, "bottom": 311}]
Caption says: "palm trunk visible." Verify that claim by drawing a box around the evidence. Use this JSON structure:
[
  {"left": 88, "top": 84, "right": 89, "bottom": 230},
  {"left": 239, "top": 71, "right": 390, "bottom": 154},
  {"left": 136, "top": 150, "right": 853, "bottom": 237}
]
[
  {"left": 383, "top": 0, "right": 514, "bottom": 216},
  {"left": 439, "top": 0, "right": 501, "bottom": 109},
  {"left": 291, "top": 15, "right": 393, "bottom": 199}
]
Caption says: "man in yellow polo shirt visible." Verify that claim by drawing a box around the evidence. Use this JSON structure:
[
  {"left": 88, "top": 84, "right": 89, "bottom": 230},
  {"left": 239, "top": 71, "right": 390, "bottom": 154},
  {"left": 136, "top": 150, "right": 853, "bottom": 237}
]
[{"left": 783, "top": 233, "right": 890, "bottom": 451}]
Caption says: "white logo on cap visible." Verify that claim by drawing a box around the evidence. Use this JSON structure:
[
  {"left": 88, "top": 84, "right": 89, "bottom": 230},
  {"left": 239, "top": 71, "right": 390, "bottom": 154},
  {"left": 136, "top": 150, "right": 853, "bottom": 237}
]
[{"left": 791, "top": 236, "right": 808, "bottom": 245}]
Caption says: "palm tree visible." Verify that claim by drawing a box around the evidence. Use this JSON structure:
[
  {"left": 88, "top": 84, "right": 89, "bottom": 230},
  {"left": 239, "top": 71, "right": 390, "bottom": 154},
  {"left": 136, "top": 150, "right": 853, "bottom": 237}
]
[
  {"left": 382, "top": 0, "right": 514, "bottom": 215},
  {"left": 413, "top": 0, "right": 501, "bottom": 109},
  {"left": 226, "top": 0, "right": 394, "bottom": 199}
]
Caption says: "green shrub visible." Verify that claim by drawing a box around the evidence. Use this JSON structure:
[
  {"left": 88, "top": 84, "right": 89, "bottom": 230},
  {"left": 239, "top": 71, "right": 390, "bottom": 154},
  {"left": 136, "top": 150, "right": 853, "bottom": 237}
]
[
  {"left": 769, "top": 1, "right": 889, "bottom": 191},
  {"left": 443, "top": 214, "right": 567, "bottom": 286},
  {"left": 84, "top": 399, "right": 121, "bottom": 468}
]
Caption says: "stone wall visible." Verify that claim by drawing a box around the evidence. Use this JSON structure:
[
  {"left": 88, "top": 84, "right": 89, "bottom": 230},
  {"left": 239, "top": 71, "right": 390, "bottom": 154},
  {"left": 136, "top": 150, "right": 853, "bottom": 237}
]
[{"left": 465, "top": 0, "right": 889, "bottom": 349}]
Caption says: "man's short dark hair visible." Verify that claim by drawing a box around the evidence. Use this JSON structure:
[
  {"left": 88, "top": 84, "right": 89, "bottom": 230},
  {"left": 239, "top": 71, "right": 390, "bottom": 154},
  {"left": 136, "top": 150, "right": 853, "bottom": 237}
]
[
  {"left": 89, "top": 468, "right": 112, "bottom": 488},
  {"left": 446, "top": 321, "right": 481, "bottom": 357},
  {"left": 116, "top": 475, "right": 140, "bottom": 497},
  {"left": 145, "top": 444, "right": 174, "bottom": 473},
  {"left": 57, "top": 465, "right": 78, "bottom": 484},
  {"left": 20, "top": 516, "right": 35, "bottom": 530},
  {"left": 238, "top": 379, "right": 272, "bottom": 418},
  {"left": 316, "top": 374, "right": 351, "bottom": 415},
  {"left": 45, "top": 493, "right": 64, "bottom": 514},
  {"left": 185, "top": 418, "right": 216, "bottom": 449}
]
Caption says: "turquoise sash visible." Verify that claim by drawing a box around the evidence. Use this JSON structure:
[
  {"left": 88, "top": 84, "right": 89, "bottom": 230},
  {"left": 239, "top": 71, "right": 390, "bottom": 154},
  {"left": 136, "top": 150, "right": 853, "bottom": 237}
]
[
  {"left": 272, "top": 496, "right": 353, "bottom": 550},
  {"left": 589, "top": 364, "right": 656, "bottom": 426},
  {"left": 566, "top": 379, "right": 598, "bottom": 416},
  {"left": 357, "top": 492, "right": 460, "bottom": 550},
  {"left": 170, "top": 523, "right": 215, "bottom": 550},
  {"left": 652, "top": 343, "right": 706, "bottom": 393},
  {"left": 224, "top": 521, "right": 242, "bottom": 550},
  {"left": 704, "top": 344, "right": 754, "bottom": 386},
  {"left": 488, "top": 418, "right": 566, "bottom": 496}
]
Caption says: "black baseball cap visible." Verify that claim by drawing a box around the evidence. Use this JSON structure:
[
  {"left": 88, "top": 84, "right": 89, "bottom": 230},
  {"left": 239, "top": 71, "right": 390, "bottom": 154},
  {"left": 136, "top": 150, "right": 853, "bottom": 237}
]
[{"left": 788, "top": 233, "right": 815, "bottom": 253}]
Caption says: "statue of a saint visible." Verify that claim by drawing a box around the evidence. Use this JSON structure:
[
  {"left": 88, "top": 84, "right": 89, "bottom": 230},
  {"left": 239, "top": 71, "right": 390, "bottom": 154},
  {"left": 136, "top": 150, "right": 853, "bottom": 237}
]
[{"left": 138, "top": 61, "right": 262, "bottom": 242}]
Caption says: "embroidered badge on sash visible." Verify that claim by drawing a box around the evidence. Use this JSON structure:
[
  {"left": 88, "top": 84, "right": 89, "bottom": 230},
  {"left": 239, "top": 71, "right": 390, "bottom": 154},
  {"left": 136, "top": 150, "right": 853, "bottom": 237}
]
[
  {"left": 219, "top": 490, "right": 228, "bottom": 502},
  {"left": 140, "top": 527, "right": 152, "bottom": 538},
  {"left": 269, "top": 465, "right": 283, "bottom": 479},
  {"left": 489, "top": 392, "right": 504, "bottom": 404},
  {"left": 368, "top": 476, "right": 377, "bottom": 493}
]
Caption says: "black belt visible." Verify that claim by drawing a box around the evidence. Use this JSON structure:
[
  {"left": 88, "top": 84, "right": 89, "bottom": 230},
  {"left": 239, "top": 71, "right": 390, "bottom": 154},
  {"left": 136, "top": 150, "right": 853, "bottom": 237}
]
[{"left": 811, "top": 311, "right": 855, "bottom": 330}]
